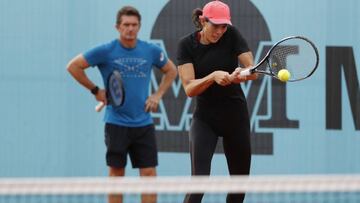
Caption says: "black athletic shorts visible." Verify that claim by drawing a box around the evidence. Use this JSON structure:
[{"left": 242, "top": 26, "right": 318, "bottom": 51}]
[{"left": 104, "top": 123, "right": 158, "bottom": 168}]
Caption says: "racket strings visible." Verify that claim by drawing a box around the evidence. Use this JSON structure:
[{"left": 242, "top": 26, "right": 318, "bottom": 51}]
[
  {"left": 108, "top": 71, "right": 125, "bottom": 107},
  {"left": 269, "top": 38, "right": 318, "bottom": 81}
]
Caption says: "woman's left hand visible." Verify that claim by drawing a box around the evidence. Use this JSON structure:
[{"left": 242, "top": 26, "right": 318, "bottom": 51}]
[
  {"left": 230, "top": 67, "right": 247, "bottom": 83},
  {"left": 230, "top": 67, "right": 258, "bottom": 83}
]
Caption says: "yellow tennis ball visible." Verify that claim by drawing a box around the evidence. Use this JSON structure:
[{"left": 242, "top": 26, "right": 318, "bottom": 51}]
[{"left": 277, "top": 69, "right": 291, "bottom": 82}]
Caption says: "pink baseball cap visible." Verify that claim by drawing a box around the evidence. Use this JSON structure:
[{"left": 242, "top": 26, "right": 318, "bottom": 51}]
[{"left": 202, "top": 0, "right": 232, "bottom": 25}]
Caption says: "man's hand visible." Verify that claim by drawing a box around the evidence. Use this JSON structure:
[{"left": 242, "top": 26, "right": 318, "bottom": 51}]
[
  {"left": 145, "top": 94, "right": 161, "bottom": 112},
  {"left": 95, "top": 89, "right": 107, "bottom": 104}
]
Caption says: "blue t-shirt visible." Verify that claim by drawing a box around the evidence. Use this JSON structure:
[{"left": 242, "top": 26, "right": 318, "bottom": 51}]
[{"left": 84, "top": 39, "right": 168, "bottom": 127}]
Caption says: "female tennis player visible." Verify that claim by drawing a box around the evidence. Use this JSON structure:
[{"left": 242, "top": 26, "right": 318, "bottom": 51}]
[{"left": 177, "top": 1, "right": 258, "bottom": 202}]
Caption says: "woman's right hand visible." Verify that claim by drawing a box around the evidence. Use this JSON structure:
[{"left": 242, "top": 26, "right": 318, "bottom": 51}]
[{"left": 212, "top": 71, "right": 233, "bottom": 86}]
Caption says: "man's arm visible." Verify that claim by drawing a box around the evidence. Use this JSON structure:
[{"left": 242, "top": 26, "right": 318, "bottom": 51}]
[
  {"left": 66, "top": 54, "right": 106, "bottom": 102},
  {"left": 145, "top": 59, "right": 177, "bottom": 112}
]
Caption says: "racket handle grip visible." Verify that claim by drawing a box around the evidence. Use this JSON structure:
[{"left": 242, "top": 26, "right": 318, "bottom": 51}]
[
  {"left": 240, "top": 69, "right": 252, "bottom": 76},
  {"left": 95, "top": 102, "right": 105, "bottom": 112}
]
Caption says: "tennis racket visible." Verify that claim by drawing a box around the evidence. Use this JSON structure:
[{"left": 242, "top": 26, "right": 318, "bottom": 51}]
[
  {"left": 95, "top": 70, "right": 125, "bottom": 112},
  {"left": 240, "top": 36, "right": 319, "bottom": 82}
]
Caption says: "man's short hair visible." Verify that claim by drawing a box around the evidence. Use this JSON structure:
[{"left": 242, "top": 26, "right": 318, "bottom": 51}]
[{"left": 116, "top": 6, "right": 141, "bottom": 25}]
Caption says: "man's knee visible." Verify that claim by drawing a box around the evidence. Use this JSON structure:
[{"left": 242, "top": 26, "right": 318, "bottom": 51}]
[
  {"left": 109, "top": 167, "right": 125, "bottom": 177},
  {"left": 140, "top": 167, "right": 156, "bottom": 177}
]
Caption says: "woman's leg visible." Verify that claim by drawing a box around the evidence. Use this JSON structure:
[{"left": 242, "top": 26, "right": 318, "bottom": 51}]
[
  {"left": 222, "top": 118, "right": 251, "bottom": 203},
  {"left": 184, "top": 119, "right": 219, "bottom": 203}
]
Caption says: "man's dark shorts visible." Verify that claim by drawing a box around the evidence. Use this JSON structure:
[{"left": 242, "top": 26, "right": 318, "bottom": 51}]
[{"left": 105, "top": 123, "right": 158, "bottom": 168}]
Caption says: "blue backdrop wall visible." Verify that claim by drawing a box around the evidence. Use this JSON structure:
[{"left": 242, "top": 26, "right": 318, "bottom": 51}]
[{"left": 0, "top": 0, "right": 359, "bottom": 177}]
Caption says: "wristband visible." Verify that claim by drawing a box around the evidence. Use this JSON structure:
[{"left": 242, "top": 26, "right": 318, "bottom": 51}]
[{"left": 90, "top": 86, "right": 99, "bottom": 95}]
